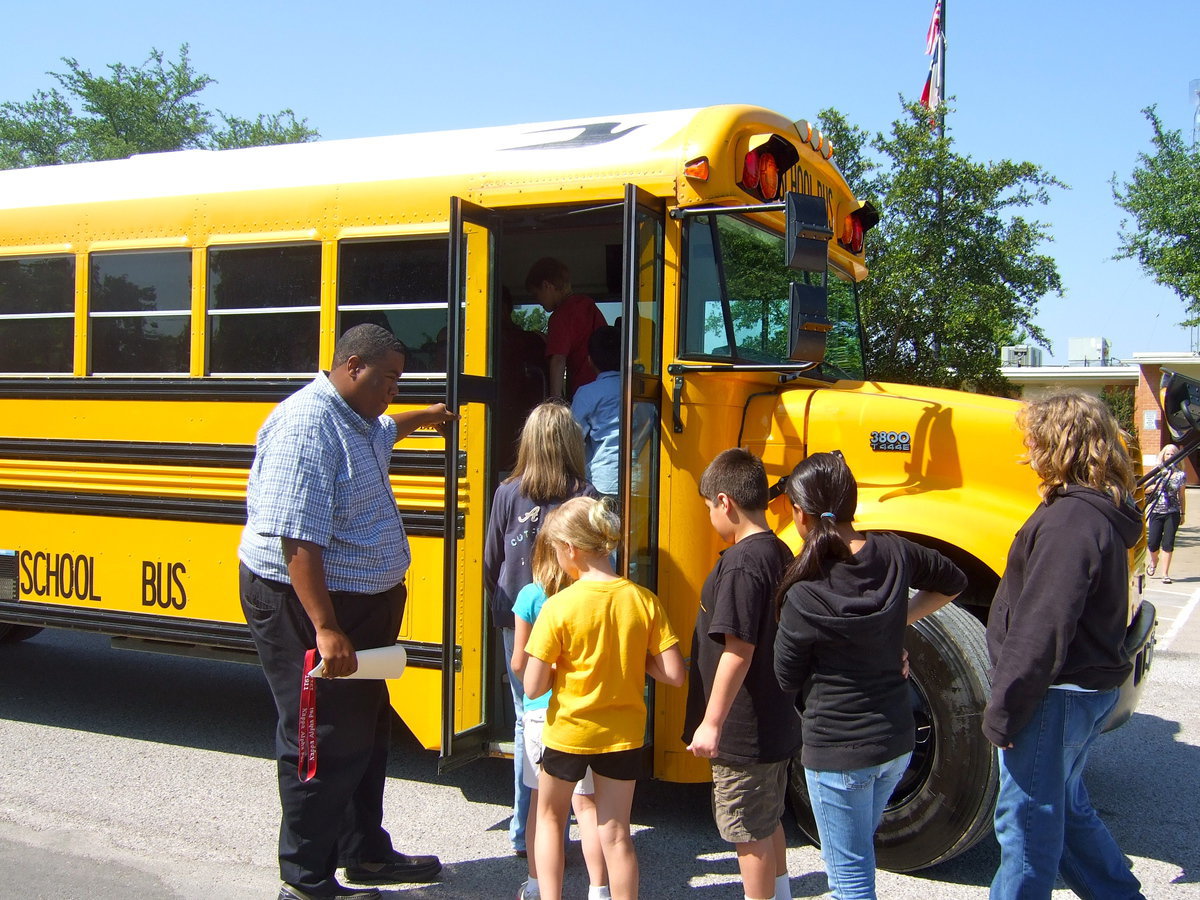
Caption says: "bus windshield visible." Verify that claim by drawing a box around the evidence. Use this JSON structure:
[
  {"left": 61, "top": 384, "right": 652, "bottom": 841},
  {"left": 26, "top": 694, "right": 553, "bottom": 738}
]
[{"left": 682, "top": 213, "right": 865, "bottom": 380}]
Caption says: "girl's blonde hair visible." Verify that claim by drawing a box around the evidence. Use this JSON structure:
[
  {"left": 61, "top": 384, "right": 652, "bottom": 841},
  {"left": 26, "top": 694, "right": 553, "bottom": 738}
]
[
  {"left": 505, "top": 400, "right": 588, "bottom": 503},
  {"left": 540, "top": 496, "right": 621, "bottom": 557},
  {"left": 530, "top": 528, "right": 572, "bottom": 596},
  {"left": 1019, "top": 390, "right": 1134, "bottom": 504}
]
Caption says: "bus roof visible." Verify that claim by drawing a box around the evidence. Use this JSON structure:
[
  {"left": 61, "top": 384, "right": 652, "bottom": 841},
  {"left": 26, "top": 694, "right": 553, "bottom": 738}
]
[{"left": 0, "top": 107, "right": 729, "bottom": 209}]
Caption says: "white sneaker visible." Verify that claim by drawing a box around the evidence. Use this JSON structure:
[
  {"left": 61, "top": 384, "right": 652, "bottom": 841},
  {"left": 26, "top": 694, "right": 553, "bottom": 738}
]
[{"left": 516, "top": 881, "right": 539, "bottom": 900}]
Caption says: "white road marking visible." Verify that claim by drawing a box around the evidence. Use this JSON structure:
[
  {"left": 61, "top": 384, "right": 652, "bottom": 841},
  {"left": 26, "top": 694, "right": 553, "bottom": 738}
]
[{"left": 1157, "top": 585, "right": 1200, "bottom": 651}]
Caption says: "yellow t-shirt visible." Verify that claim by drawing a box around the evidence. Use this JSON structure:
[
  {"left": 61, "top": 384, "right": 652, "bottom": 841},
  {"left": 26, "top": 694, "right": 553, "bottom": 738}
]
[{"left": 525, "top": 577, "right": 679, "bottom": 754}]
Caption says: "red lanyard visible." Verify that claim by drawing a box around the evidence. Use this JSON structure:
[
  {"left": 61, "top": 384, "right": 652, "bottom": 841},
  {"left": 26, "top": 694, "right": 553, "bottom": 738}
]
[{"left": 298, "top": 649, "right": 319, "bottom": 782}]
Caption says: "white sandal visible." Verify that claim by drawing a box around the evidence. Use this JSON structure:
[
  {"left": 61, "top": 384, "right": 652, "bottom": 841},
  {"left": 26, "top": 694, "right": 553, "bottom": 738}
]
[{"left": 1147, "top": 563, "right": 1156, "bottom": 576}]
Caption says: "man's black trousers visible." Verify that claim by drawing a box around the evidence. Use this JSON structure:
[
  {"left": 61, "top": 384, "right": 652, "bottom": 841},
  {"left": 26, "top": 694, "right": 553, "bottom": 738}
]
[{"left": 240, "top": 563, "right": 406, "bottom": 893}]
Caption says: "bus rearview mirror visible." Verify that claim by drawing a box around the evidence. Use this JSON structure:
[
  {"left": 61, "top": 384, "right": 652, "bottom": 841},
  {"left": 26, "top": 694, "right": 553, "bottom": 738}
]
[
  {"left": 788, "top": 280, "right": 832, "bottom": 364},
  {"left": 785, "top": 192, "right": 833, "bottom": 273}
]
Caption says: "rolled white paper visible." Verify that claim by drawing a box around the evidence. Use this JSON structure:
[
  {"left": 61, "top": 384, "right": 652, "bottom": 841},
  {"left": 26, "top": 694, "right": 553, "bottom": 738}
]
[{"left": 308, "top": 643, "right": 407, "bottom": 680}]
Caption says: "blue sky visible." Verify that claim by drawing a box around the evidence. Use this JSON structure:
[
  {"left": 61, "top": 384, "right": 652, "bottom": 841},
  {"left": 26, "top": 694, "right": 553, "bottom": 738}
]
[{"left": 4, "top": 0, "right": 1197, "bottom": 363}]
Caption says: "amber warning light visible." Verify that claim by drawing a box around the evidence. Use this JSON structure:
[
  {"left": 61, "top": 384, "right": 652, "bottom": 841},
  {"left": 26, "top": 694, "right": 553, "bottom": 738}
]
[{"left": 738, "top": 135, "right": 800, "bottom": 202}]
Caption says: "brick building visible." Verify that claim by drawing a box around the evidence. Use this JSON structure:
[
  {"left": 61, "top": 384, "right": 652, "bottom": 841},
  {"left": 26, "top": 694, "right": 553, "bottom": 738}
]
[{"left": 1002, "top": 350, "right": 1200, "bottom": 482}]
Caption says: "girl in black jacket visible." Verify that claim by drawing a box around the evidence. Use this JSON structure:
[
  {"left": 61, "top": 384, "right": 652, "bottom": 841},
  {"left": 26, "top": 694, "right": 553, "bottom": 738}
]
[{"left": 773, "top": 452, "right": 964, "bottom": 900}]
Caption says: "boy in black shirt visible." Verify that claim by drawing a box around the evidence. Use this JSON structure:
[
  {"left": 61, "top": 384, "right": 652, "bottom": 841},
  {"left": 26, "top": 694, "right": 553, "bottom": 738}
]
[{"left": 683, "top": 449, "right": 800, "bottom": 900}]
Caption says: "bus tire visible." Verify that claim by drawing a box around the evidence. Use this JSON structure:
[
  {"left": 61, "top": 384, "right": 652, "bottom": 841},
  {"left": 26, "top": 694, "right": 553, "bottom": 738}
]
[
  {"left": 786, "top": 603, "right": 998, "bottom": 872},
  {"left": 0, "top": 623, "right": 44, "bottom": 643}
]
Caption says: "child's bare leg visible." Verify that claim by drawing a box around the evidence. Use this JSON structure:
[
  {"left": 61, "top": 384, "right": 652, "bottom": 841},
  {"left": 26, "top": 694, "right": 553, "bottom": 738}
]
[
  {"left": 535, "top": 772, "right": 575, "bottom": 900},
  {"left": 571, "top": 790, "right": 608, "bottom": 890},
  {"left": 734, "top": 834, "right": 777, "bottom": 899},
  {"left": 525, "top": 788, "right": 539, "bottom": 880},
  {"left": 592, "top": 774, "right": 639, "bottom": 900},
  {"left": 773, "top": 822, "right": 787, "bottom": 875},
  {"left": 773, "top": 823, "right": 791, "bottom": 898}
]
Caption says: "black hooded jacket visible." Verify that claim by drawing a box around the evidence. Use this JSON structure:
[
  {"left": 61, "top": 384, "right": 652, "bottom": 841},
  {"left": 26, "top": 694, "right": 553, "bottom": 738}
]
[
  {"left": 773, "top": 532, "right": 966, "bottom": 772},
  {"left": 983, "top": 486, "right": 1141, "bottom": 747}
]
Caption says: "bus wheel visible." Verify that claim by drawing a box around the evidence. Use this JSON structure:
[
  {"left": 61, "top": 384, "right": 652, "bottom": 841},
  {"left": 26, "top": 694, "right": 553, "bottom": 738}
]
[
  {"left": 0, "top": 623, "right": 44, "bottom": 643},
  {"left": 787, "top": 603, "right": 997, "bottom": 872}
]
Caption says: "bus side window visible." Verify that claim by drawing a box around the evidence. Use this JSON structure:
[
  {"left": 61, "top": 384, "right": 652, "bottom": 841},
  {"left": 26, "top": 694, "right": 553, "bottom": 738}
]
[
  {"left": 0, "top": 255, "right": 75, "bottom": 374},
  {"left": 337, "top": 238, "right": 449, "bottom": 375},
  {"left": 90, "top": 249, "right": 191, "bottom": 374},
  {"left": 207, "top": 245, "right": 321, "bottom": 375}
]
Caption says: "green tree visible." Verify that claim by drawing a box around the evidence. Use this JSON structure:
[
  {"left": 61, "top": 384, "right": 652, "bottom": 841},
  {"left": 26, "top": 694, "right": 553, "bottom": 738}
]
[
  {"left": 511, "top": 306, "right": 548, "bottom": 334},
  {"left": 0, "top": 45, "right": 317, "bottom": 168},
  {"left": 1101, "top": 385, "right": 1137, "bottom": 447},
  {"left": 1113, "top": 106, "right": 1200, "bottom": 323},
  {"left": 818, "top": 102, "right": 1064, "bottom": 393}
]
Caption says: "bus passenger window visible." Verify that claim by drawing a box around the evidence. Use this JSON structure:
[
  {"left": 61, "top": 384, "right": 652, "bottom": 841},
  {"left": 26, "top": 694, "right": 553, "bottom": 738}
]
[
  {"left": 90, "top": 250, "right": 191, "bottom": 374},
  {"left": 207, "top": 245, "right": 320, "bottom": 375},
  {"left": 0, "top": 255, "right": 74, "bottom": 374},
  {"left": 337, "top": 238, "right": 449, "bottom": 375}
]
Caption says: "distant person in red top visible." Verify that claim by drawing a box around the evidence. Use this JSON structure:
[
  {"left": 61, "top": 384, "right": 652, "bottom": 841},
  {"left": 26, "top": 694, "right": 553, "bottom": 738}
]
[{"left": 525, "top": 257, "right": 607, "bottom": 400}]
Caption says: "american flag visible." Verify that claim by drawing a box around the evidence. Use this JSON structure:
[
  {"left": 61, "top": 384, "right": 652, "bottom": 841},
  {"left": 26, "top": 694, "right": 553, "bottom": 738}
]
[
  {"left": 925, "top": 0, "right": 942, "bottom": 55},
  {"left": 921, "top": 0, "right": 944, "bottom": 113},
  {"left": 921, "top": 36, "right": 944, "bottom": 110}
]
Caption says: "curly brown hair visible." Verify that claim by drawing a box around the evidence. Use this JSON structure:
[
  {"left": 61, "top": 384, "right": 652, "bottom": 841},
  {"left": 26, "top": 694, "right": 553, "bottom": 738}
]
[{"left": 1019, "top": 390, "right": 1134, "bottom": 504}]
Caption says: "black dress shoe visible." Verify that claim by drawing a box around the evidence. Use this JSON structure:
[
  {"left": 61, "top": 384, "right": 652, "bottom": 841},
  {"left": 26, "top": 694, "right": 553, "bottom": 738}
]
[
  {"left": 344, "top": 853, "right": 443, "bottom": 884},
  {"left": 278, "top": 883, "right": 381, "bottom": 900}
]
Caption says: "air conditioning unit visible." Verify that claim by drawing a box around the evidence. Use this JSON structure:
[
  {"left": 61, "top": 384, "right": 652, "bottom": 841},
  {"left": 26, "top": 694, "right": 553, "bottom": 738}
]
[
  {"left": 1001, "top": 345, "right": 1043, "bottom": 367},
  {"left": 1068, "top": 337, "right": 1110, "bottom": 366}
]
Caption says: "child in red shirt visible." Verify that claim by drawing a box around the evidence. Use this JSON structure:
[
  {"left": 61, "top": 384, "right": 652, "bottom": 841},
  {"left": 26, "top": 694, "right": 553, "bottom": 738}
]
[{"left": 525, "top": 257, "right": 606, "bottom": 400}]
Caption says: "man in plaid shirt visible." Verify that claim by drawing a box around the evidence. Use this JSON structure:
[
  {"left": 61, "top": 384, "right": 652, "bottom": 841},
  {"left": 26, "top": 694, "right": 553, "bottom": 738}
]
[{"left": 239, "top": 324, "right": 455, "bottom": 900}]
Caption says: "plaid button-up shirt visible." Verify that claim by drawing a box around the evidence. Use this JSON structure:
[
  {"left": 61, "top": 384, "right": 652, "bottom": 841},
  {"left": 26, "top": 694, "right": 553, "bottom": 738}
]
[{"left": 238, "top": 373, "right": 410, "bottom": 594}]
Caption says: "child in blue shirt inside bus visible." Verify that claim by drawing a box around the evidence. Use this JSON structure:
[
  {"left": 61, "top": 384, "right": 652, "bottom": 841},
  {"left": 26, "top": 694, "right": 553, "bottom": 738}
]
[
  {"left": 571, "top": 326, "right": 622, "bottom": 501},
  {"left": 509, "top": 531, "right": 610, "bottom": 900}
]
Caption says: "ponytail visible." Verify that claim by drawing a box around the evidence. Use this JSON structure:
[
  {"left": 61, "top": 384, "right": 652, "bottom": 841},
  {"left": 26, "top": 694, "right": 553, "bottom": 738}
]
[{"left": 774, "top": 452, "right": 858, "bottom": 619}]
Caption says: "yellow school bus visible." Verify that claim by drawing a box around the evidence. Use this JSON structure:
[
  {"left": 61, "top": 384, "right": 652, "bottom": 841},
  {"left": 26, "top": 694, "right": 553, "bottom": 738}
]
[{"left": 0, "top": 105, "right": 1153, "bottom": 871}]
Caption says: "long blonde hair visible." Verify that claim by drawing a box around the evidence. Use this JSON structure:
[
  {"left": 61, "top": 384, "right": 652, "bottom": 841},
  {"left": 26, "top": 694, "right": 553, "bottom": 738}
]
[
  {"left": 540, "top": 496, "right": 621, "bottom": 557},
  {"left": 530, "top": 529, "right": 572, "bottom": 596},
  {"left": 1019, "top": 390, "right": 1134, "bottom": 504},
  {"left": 505, "top": 400, "right": 588, "bottom": 503}
]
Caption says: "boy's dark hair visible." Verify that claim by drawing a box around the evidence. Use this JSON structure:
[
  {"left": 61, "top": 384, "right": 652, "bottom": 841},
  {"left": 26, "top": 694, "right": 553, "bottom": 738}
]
[
  {"left": 698, "top": 448, "right": 769, "bottom": 511},
  {"left": 588, "top": 325, "right": 621, "bottom": 373},
  {"left": 524, "top": 257, "right": 571, "bottom": 291}
]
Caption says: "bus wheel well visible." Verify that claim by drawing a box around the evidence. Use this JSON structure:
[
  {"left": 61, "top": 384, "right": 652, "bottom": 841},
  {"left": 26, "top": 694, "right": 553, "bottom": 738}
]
[
  {"left": 889, "top": 531, "right": 998, "bottom": 620},
  {"left": 0, "top": 622, "right": 44, "bottom": 643}
]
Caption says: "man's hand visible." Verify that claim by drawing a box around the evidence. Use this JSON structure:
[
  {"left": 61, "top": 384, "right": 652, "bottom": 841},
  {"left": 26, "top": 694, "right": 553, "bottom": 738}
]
[
  {"left": 687, "top": 721, "right": 722, "bottom": 759},
  {"left": 315, "top": 626, "right": 358, "bottom": 678},
  {"left": 390, "top": 404, "right": 459, "bottom": 441},
  {"left": 423, "top": 403, "right": 459, "bottom": 438}
]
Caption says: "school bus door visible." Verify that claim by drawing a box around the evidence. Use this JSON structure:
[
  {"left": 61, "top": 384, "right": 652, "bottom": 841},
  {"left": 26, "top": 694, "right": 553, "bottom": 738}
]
[
  {"left": 619, "top": 184, "right": 665, "bottom": 590},
  {"left": 439, "top": 197, "right": 498, "bottom": 771}
]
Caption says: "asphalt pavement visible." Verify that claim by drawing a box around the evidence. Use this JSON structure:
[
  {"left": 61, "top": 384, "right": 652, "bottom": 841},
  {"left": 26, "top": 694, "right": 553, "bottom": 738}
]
[{"left": 1, "top": 494, "right": 1199, "bottom": 898}]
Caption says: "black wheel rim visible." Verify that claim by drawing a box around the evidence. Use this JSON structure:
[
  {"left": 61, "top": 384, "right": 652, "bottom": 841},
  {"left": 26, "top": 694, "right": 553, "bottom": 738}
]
[{"left": 890, "top": 677, "right": 936, "bottom": 807}]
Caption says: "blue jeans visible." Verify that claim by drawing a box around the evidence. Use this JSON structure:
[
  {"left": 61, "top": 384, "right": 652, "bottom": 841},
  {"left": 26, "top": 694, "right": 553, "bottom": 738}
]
[
  {"left": 991, "top": 689, "right": 1144, "bottom": 900},
  {"left": 501, "top": 627, "right": 531, "bottom": 852},
  {"left": 805, "top": 751, "right": 912, "bottom": 900}
]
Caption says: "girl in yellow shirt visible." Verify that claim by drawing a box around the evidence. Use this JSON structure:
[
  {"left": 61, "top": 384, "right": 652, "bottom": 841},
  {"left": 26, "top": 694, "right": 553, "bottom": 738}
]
[{"left": 524, "top": 497, "right": 684, "bottom": 900}]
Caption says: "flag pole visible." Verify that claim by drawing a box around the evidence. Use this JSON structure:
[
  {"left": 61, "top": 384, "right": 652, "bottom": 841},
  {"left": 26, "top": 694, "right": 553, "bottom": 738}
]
[{"left": 937, "top": 0, "right": 947, "bottom": 139}]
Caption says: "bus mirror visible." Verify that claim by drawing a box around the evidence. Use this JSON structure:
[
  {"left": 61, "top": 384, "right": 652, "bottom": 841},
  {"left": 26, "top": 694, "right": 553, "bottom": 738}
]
[
  {"left": 788, "top": 279, "right": 832, "bottom": 363},
  {"left": 785, "top": 192, "right": 833, "bottom": 273},
  {"left": 1161, "top": 370, "right": 1200, "bottom": 441}
]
